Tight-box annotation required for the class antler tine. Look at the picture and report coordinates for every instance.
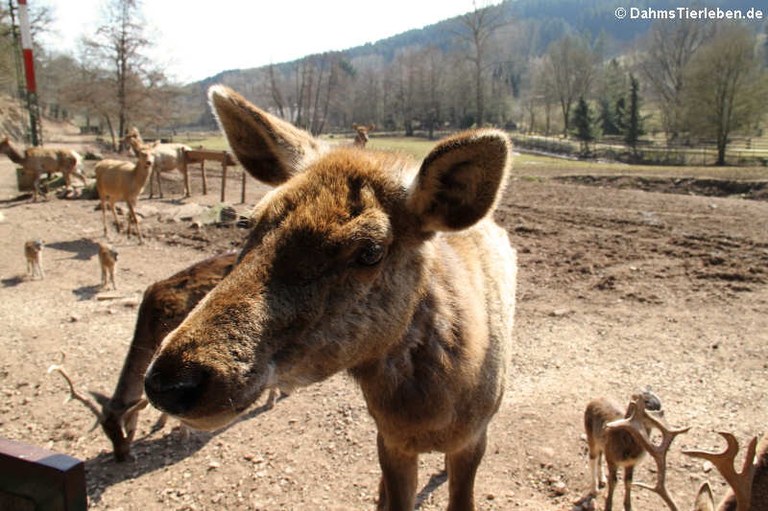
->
[47,364,105,427]
[684,432,758,511]
[606,397,691,511]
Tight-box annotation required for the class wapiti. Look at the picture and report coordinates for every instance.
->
[0,136,86,201]
[95,148,154,244]
[584,389,667,511]
[606,395,768,511]
[97,242,118,290]
[124,127,191,199]
[144,85,517,511]
[49,252,237,461]
[352,123,375,147]
[24,239,45,280]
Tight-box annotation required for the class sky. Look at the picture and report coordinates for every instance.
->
[38,0,485,84]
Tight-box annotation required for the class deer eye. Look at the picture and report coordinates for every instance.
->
[356,243,385,267]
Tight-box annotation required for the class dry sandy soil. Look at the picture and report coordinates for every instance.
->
[0,125,767,511]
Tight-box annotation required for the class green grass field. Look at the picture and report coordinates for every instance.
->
[180,133,768,181]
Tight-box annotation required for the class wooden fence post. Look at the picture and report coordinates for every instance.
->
[220,151,228,202]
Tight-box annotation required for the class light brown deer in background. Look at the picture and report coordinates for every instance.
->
[98,242,118,290]
[124,127,191,199]
[24,239,45,279]
[352,123,375,147]
[607,396,767,511]
[95,148,154,244]
[49,252,238,461]
[1,136,86,201]
[584,389,668,511]
[144,86,517,511]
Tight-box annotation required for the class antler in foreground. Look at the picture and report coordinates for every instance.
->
[47,363,105,429]
[606,395,691,511]
[684,432,758,511]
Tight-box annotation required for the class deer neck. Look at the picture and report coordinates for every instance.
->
[0,141,26,164]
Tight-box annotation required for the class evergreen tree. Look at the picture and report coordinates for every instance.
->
[571,96,599,157]
[624,74,645,155]
[614,96,627,135]
[599,97,620,135]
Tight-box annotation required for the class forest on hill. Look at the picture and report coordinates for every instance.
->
[1,0,767,164]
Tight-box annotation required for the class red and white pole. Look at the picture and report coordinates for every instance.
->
[16,0,42,145]
[17,0,37,95]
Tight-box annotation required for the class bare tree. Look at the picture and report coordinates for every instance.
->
[457,1,508,127]
[638,20,711,143]
[542,35,598,136]
[682,24,768,166]
[83,0,162,149]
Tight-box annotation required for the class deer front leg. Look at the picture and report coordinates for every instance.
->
[109,201,122,234]
[126,200,143,244]
[446,428,487,511]
[376,432,418,511]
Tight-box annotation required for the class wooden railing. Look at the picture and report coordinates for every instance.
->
[179,149,246,203]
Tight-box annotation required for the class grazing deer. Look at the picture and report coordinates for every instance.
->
[1,136,86,201]
[49,252,238,461]
[95,148,155,244]
[352,123,375,148]
[144,86,517,511]
[584,389,667,511]
[606,396,767,511]
[124,127,192,199]
[98,242,118,290]
[24,239,45,279]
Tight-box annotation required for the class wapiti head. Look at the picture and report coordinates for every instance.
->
[136,148,155,168]
[352,123,375,147]
[144,85,512,431]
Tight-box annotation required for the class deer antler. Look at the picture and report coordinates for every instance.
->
[684,432,757,511]
[47,363,105,429]
[606,396,691,511]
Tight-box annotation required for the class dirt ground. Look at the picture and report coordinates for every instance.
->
[0,125,767,511]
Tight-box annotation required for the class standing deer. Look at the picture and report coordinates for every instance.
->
[584,389,667,511]
[143,86,517,511]
[124,128,192,199]
[98,242,118,290]
[1,136,86,201]
[95,148,155,244]
[606,395,767,511]
[24,239,45,279]
[49,252,238,461]
[352,123,375,148]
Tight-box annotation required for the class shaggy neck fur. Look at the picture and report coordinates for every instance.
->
[0,139,26,165]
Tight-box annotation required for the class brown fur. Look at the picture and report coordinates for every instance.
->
[24,239,45,279]
[80,253,237,461]
[1,136,86,201]
[124,128,191,199]
[97,243,118,290]
[95,149,154,244]
[584,391,662,511]
[144,86,517,510]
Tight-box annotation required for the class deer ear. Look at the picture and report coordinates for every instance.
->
[208,85,326,185]
[693,482,715,511]
[407,129,511,232]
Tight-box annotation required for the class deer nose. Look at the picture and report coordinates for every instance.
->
[144,360,209,416]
